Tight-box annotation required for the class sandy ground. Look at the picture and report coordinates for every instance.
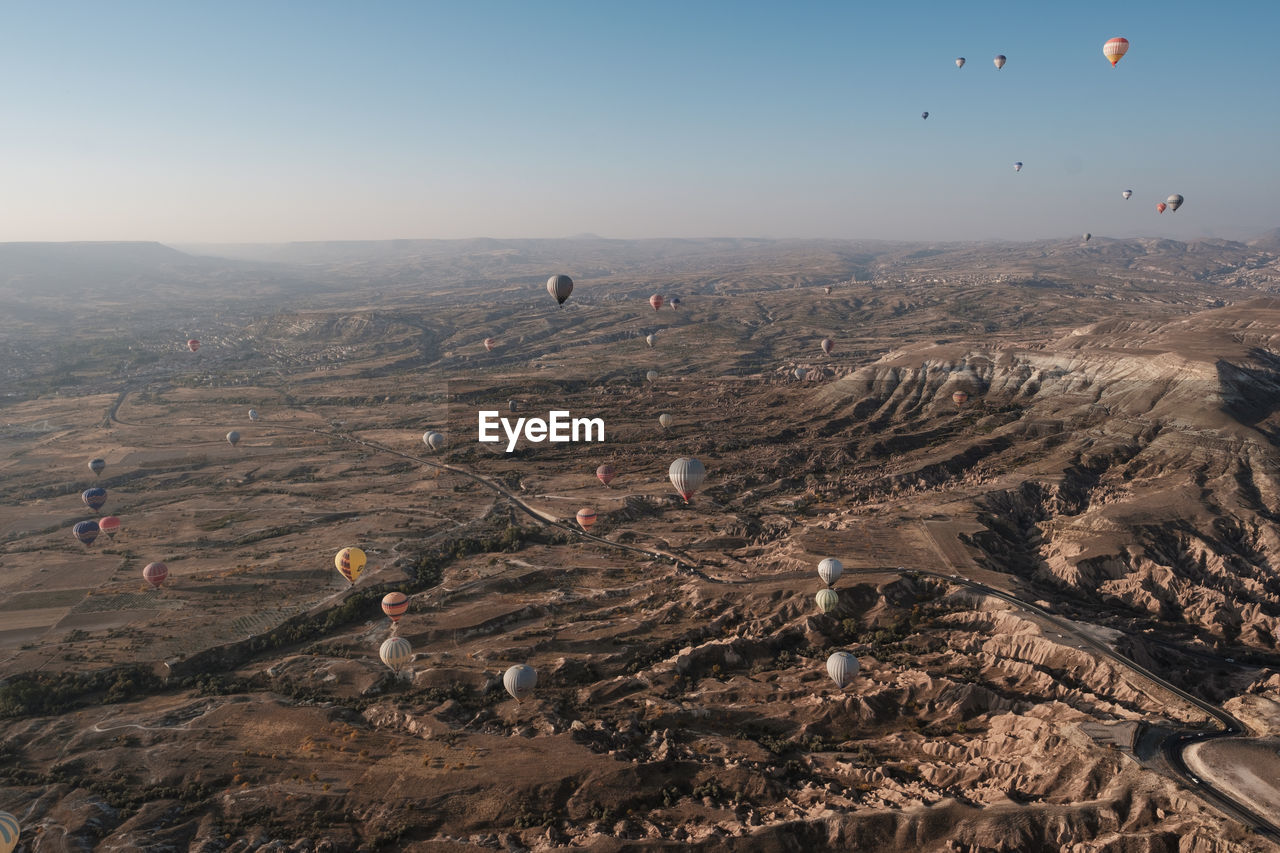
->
[1185,737,1280,821]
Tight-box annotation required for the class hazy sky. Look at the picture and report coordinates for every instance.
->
[2,1,1276,243]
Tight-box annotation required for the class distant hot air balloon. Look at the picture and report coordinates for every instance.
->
[823,286,832,295]
[73,520,99,546]
[646,370,658,383]
[794,368,808,380]
[1082,233,1092,242]
[921,111,929,120]
[143,561,168,588]
[187,339,200,352]
[821,338,834,355]
[993,54,1006,69]
[1013,162,1023,172]
[88,458,106,476]
[98,516,120,539]
[1122,189,1133,200]
[818,558,843,587]
[1103,37,1129,67]
[576,508,597,530]
[649,294,664,311]
[380,636,413,672]
[82,487,107,511]
[952,390,970,407]
[669,296,681,310]
[1156,202,1167,214]
[955,57,966,69]
[547,274,573,305]
[0,810,20,853]
[508,399,519,412]
[382,591,409,623]
[645,334,657,348]
[248,408,259,421]
[816,588,840,615]
[503,663,537,702]
[423,431,445,451]
[669,457,706,503]
[226,430,240,447]
[596,464,616,486]
[1166,193,1183,212]
[827,652,861,688]
[335,547,366,585]
[659,413,674,429]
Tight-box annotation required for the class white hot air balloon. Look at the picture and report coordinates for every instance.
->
[669,457,706,503]
[818,557,843,587]
[380,636,413,673]
[658,413,674,429]
[646,370,659,383]
[826,652,861,688]
[423,431,445,451]
[504,663,537,702]
[816,588,839,614]
[645,333,656,348]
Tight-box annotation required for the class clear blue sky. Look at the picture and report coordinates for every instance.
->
[1,1,1275,243]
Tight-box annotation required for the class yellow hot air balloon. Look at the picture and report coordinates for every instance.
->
[0,811,18,853]
[335,547,366,585]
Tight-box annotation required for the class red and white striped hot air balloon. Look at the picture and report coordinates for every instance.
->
[143,561,168,588]
[187,339,200,352]
[649,294,664,311]
[483,337,496,352]
[1103,37,1129,67]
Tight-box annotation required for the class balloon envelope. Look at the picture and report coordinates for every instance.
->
[423,431,445,451]
[187,339,200,352]
[658,413,674,429]
[818,558,843,587]
[98,516,120,538]
[380,636,413,671]
[1122,189,1132,199]
[596,464,616,486]
[547,274,573,305]
[73,520,99,546]
[483,337,496,352]
[143,561,168,588]
[669,457,706,502]
[816,588,839,614]
[645,334,656,348]
[1013,162,1022,172]
[576,507,597,530]
[335,547,366,584]
[669,296,681,310]
[82,487,107,511]
[0,810,19,853]
[993,54,1006,69]
[827,652,861,688]
[921,111,929,119]
[820,338,834,355]
[1156,202,1167,214]
[1103,37,1129,67]
[382,591,409,622]
[952,390,970,406]
[226,431,240,447]
[248,408,259,421]
[955,57,965,68]
[649,294,663,311]
[88,458,106,476]
[646,370,658,383]
[503,663,537,701]
[1166,194,1183,211]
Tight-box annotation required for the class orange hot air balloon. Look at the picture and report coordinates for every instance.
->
[382,591,409,623]
[187,339,200,352]
[649,294,664,311]
[1103,37,1129,67]
[952,390,970,407]
[483,337,496,352]
[576,508,597,530]
[596,464,616,486]
[1156,202,1167,214]
[143,561,168,588]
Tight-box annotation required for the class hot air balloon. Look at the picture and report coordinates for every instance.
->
[380,636,413,673]
[225,431,240,448]
[596,464,616,487]
[1156,202,1166,214]
[508,399,519,412]
[1082,233,1092,242]
[423,431,445,451]
[993,55,1006,69]
[646,370,658,383]
[1013,162,1023,172]
[658,413,674,429]
[98,516,120,539]
[483,337,496,352]
[794,368,808,381]
[823,286,832,295]
[821,338,834,355]
[73,520,99,546]
[382,591,409,623]
[187,339,200,352]
[576,508,597,530]
[503,664,537,702]
[645,334,656,348]
[669,296,681,310]
[1166,194,1183,212]
[547,274,573,305]
[818,557,843,587]
[1122,189,1132,200]
[143,561,168,588]
[669,457,706,503]
[335,547,366,585]
[955,57,965,69]
[649,294,664,311]
[921,111,929,120]
[1103,37,1129,67]
[826,652,861,688]
[248,408,259,421]
[816,588,839,615]
[0,811,19,853]
[952,390,970,407]
[88,458,106,476]
[82,487,107,511]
